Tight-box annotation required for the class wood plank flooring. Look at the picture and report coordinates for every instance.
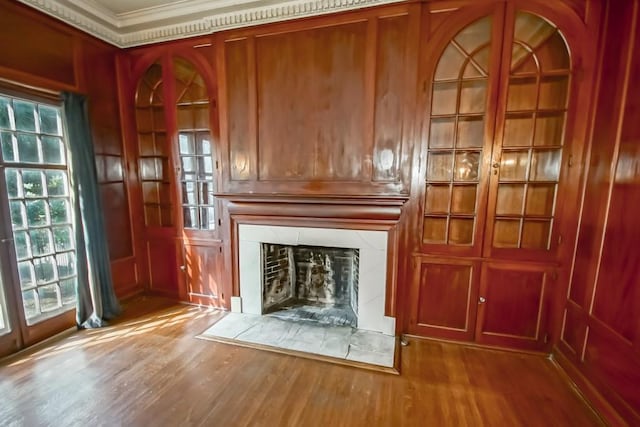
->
[0,296,603,426]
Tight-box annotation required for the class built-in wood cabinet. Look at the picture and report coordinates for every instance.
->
[407,1,596,352]
[121,43,225,306]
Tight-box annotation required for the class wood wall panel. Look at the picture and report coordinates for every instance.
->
[81,38,139,296]
[219,5,415,196]
[584,323,640,418]
[225,39,253,181]
[146,238,179,296]
[99,182,133,260]
[557,0,640,424]
[373,14,408,182]
[0,2,76,89]
[256,22,367,181]
[110,257,139,299]
[559,301,585,357]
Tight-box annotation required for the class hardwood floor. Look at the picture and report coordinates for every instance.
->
[0,296,602,426]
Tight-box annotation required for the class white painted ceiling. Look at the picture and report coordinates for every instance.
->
[18,0,403,48]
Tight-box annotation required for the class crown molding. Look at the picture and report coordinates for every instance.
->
[17,0,406,48]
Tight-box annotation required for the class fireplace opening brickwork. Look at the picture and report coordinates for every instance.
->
[261,243,359,327]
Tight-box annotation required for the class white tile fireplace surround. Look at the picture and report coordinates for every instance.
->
[208,224,397,368]
[235,224,396,336]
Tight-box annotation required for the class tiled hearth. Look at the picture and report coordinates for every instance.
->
[215,223,397,369]
[201,312,396,368]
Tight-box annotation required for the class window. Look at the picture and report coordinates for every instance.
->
[0,95,77,325]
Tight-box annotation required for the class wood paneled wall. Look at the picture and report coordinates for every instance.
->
[217,4,419,196]
[0,1,142,298]
[556,0,640,424]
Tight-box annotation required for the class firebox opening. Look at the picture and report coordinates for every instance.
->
[261,243,359,328]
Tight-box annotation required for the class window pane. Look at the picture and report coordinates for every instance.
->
[199,182,215,205]
[22,290,39,319]
[39,284,61,312]
[14,101,36,132]
[0,97,10,129]
[60,278,76,305]
[46,170,68,196]
[26,200,48,227]
[182,181,196,205]
[56,252,76,278]
[18,261,35,289]
[10,201,26,229]
[1,132,16,161]
[5,168,20,198]
[39,106,61,135]
[201,207,215,230]
[42,136,65,164]
[179,133,195,154]
[49,200,70,224]
[183,207,198,229]
[199,155,213,177]
[22,170,45,197]
[182,156,196,173]
[30,229,54,256]
[17,133,40,163]
[53,226,74,252]
[34,256,57,284]
[14,230,31,260]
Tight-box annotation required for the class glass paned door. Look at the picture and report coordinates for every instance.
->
[174,58,217,231]
[0,94,77,333]
[488,12,571,256]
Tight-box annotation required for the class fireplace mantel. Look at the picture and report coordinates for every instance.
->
[218,194,408,222]
[224,194,404,335]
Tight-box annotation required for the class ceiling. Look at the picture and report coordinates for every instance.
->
[18,0,403,48]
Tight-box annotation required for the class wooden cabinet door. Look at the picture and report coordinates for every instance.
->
[408,257,480,341]
[475,263,552,351]
[170,56,225,307]
[181,239,223,306]
[483,9,574,264]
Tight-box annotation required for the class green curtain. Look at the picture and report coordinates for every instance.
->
[62,92,121,328]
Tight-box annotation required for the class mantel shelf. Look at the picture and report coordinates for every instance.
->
[215,193,410,206]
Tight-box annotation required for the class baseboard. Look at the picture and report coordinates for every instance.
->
[552,347,628,426]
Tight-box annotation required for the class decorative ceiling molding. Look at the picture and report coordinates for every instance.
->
[17,0,405,48]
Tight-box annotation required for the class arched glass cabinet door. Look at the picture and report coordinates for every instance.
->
[134,61,173,228]
[422,16,496,255]
[486,11,571,259]
[172,57,223,306]
[173,57,217,232]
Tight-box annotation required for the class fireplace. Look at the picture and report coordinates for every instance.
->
[262,244,359,327]
[233,224,395,336]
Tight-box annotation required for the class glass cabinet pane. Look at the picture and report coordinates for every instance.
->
[423,16,493,247]
[174,58,217,231]
[135,61,173,228]
[491,11,571,252]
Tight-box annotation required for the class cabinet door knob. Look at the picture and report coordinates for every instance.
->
[479,296,486,304]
